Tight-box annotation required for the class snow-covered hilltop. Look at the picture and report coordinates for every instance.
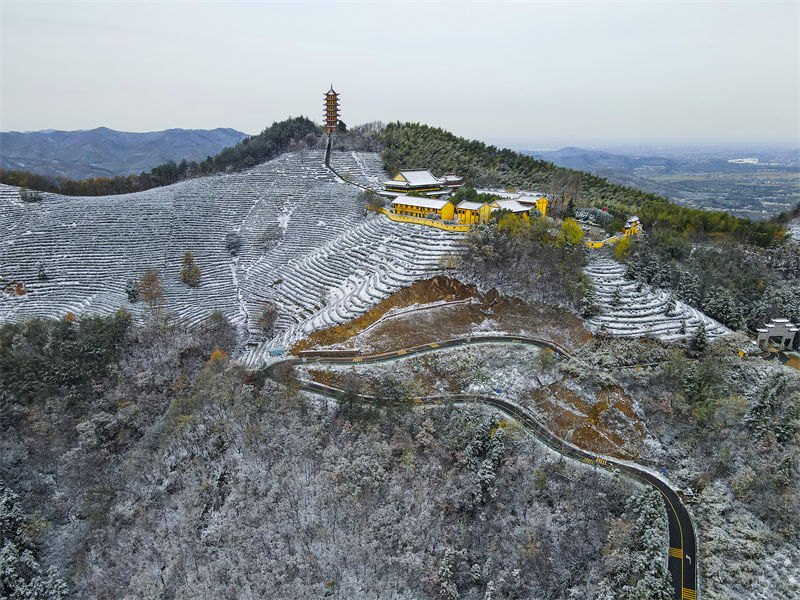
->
[0,150,463,358]
[585,257,729,341]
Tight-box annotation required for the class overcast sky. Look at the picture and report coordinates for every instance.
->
[1,1,798,147]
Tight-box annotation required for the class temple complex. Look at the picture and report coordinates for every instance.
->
[390,195,455,221]
[382,169,459,197]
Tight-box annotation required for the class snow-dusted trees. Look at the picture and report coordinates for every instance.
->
[462,415,506,502]
[702,286,745,331]
[623,238,797,332]
[0,481,68,599]
[462,218,588,309]
[631,336,800,599]
[598,488,672,600]
[691,321,708,353]
[676,270,700,306]
[125,278,139,303]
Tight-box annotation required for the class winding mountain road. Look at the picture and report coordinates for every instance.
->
[265,335,698,600]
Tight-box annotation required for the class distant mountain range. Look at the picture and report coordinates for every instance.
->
[527,146,800,219]
[0,127,248,179]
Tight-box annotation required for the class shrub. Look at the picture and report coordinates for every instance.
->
[19,187,42,203]
[209,348,228,362]
[360,189,385,211]
[180,251,201,287]
[138,269,164,305]
[37,263,48,281]
[556,218,585,247]
[225,232,243,256]
[257,302,279,335]
[125,278,139,303]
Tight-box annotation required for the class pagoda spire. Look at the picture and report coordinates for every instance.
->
[324,85,340,134]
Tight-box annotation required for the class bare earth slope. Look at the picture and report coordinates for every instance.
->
[0,150,463,362]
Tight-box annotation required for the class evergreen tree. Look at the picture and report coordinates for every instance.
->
[677,271,700,306]
[581,284,599,318]
[125,278,139,303]
[666,293,677,316]
[225,232,243,256]
[643,255,659,284]
[692,322,708,353]
[624,253,641,280]
[703,286,745,330]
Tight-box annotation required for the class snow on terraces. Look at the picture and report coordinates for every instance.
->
[1,182,178,322]
[0,150,356,327]
[328,151,389,188]
[1,149,466,364]
[239,214,465,364]
[585,256,729,341]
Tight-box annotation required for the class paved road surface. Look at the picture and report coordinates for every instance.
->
[265,335,698,600]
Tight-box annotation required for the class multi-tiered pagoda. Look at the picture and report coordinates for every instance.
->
[324,86,340,134]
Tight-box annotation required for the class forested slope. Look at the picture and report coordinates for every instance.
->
[382,122,782,247]
[1,314,672,599]
[383,122,799,334]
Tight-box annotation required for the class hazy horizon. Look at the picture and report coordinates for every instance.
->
[4,126,797,155]
[2,1,798,147]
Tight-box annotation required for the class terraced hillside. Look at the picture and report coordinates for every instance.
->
[329,151,389,188]
[585,257,729,341]
[0,150,464,362]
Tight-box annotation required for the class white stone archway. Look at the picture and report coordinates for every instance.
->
[756,318,800,350]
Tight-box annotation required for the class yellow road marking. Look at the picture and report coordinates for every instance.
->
[582,458,594,464]
[352,357,362,362]
[682,588,696,600]
[669,547,683,558]
[595,457,608,466]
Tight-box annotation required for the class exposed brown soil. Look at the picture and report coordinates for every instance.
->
[292,276,494,353]
[296,278,645,460]
[305,368,347,389]
[528,383,647,461]
[2,281,27,296]
[292,276,591,354]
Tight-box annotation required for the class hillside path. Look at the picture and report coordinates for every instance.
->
[264,335,698,600]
